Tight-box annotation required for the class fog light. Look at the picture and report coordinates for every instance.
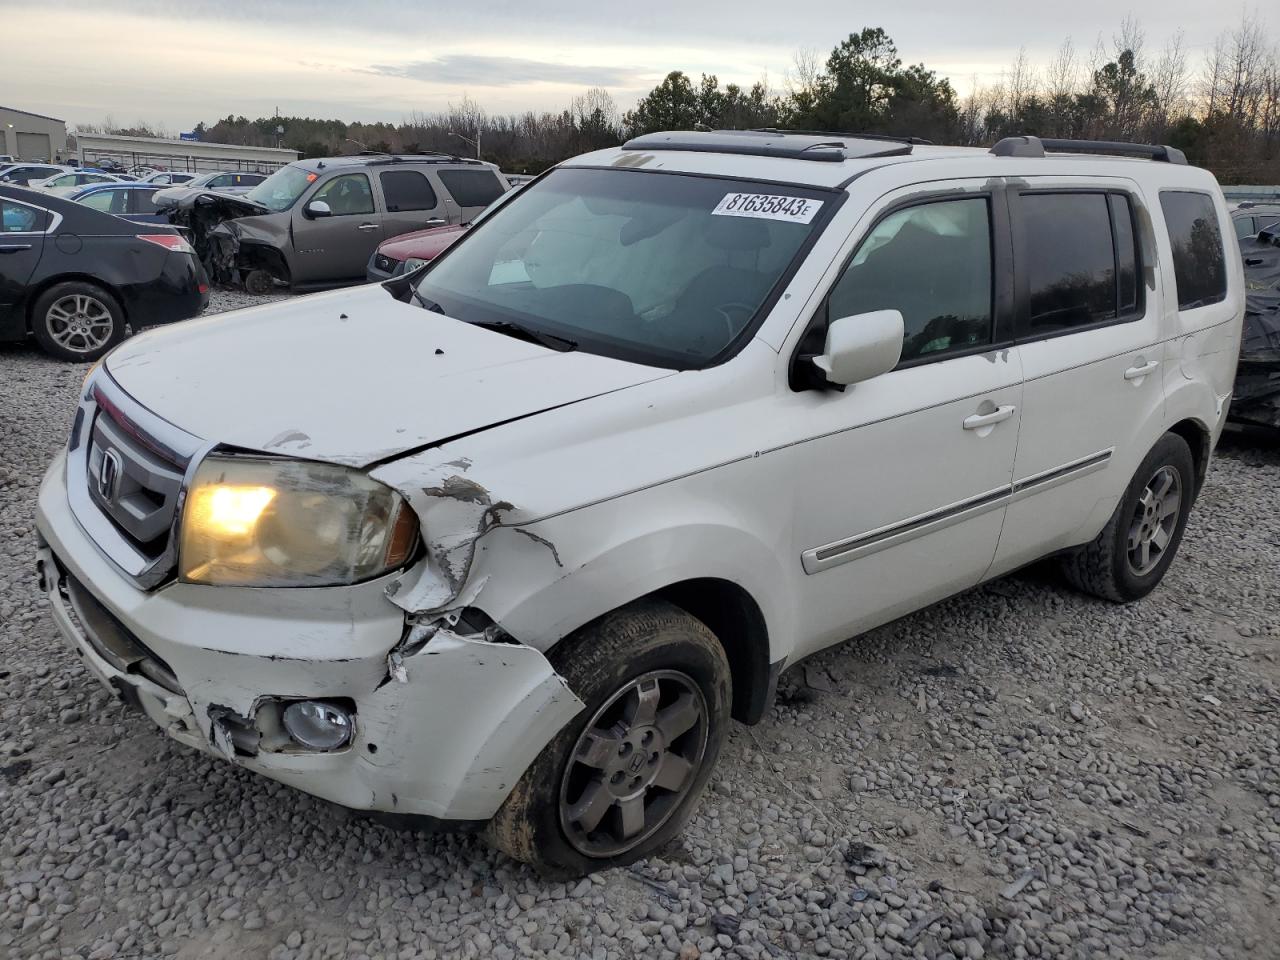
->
[282,701,353,751]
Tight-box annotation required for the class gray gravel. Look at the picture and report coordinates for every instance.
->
[1,290,1278,959]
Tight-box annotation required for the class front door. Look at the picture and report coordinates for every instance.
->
[291,171,383,285]
[990,181,1165,575]
[783,185,1023,656]
[0,197,46,330]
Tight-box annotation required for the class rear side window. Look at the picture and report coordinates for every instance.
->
[1018,191,1143,335]
[1234,216,1255,240]
[80,190,129,215]
[132,190,162,214]
[380,170,438,212]
[1,200,46,232]
[438,169,505,207]
[1160,191,1227,310]
[828,196,993,363]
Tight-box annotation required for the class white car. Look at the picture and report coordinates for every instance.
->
[32,170,127,194]
[136,170,197,186]
[35,131,1243,875]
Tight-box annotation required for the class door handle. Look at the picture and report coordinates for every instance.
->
[356,223,380,232]
[423,218,446,227]
[962,405,1016,430]
[1124,360,1160,380]
[0,244,33,253]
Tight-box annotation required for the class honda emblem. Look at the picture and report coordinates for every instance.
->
[96,448,122,504]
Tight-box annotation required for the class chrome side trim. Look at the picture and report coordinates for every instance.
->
[1010,448,1113,502]
[800,447,1114,576]
[1,195,64,235]
[802,484,1010,574]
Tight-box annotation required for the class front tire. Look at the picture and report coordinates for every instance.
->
[30,281,125,362]
[1059,432,1195,602]
[486,600,731,877]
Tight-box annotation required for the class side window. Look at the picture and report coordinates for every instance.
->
[828,196,993,363]
[208,174,232,188]
[1021,193,1121,333]
[312,173,374,216]
[1234,216,1255,240]
[132,190,162,214]
[79,190,126,214]
[380,170,438,212]
[1159,191,1227,310]
[438,169,505,208]
[1,200,45,232]
[1109,194,1140,315]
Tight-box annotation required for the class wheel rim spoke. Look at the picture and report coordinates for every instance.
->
[567,780,613,833]
[1151,526,1171,551]
[617,795,646,839]
[576,729,622,769]
[655,692,699,741]
[652,752,693,792]
[627,677,660,726]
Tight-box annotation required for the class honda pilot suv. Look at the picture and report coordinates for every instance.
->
[36,130,1243,875]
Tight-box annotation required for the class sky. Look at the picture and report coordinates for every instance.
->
[1,0,1255,132]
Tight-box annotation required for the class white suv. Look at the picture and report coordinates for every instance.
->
[36,131,1243,875]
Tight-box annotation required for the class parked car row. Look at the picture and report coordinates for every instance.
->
[161,153,509,292]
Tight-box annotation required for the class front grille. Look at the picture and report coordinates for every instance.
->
[86,408,185,558]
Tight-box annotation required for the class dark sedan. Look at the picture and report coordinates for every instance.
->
[1,186,209,361]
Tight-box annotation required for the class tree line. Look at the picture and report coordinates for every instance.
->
[77,15,1279,183]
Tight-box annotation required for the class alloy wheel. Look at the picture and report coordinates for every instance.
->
[1126,465,1182,576]
[559,669,708,858]
[45,294,114,355]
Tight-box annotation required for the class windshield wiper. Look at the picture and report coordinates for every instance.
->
[468,318,577,352]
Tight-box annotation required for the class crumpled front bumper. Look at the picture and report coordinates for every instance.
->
[34,451,584,821]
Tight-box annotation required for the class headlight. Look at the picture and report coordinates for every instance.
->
[402,257,429,273]
[179,456,418,587]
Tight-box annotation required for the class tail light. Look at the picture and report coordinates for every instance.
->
[138,234,195,255]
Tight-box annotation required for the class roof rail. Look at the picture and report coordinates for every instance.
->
[990,135,1188,165]
[621,129,913,162]
[751,128,933,146]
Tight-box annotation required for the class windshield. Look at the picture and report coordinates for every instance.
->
[244,165,316,212]
[413,167,833,368]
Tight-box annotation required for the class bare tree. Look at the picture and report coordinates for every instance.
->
[1149,30,1189,135]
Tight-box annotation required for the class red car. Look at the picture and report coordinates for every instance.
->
[365,183,525,281]
[366,223,468,281]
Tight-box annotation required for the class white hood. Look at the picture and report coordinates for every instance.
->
[106,286,669,467]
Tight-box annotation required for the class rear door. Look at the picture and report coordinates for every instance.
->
[435,167,507,223]
[990,180,1164,574]
[377,169,447,240]
[0,197,47,327]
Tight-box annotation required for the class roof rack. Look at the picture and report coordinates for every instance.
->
[990,135,1187,165]
[752,128,933,146]
[621,129,914,163]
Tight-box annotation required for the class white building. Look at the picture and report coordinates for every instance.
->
[75,132,299,173]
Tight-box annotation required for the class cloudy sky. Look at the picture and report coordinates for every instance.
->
[4,0,1250,131]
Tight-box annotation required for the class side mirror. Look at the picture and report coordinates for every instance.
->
[305,200,332,219]
[812,309,904,387]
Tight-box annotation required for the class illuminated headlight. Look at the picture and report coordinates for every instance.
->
[178,455,419,587]
[402,257,429,273]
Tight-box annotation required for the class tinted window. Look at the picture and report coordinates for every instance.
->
[208,174,233,187]
[380,170,438,212]
[1023,193,1118,332]
[233,174,266,187]
[438,169,505,208]
[131,189,162,214]
[1,200,44,232]
[829,197,993,362]
[1160,192,1227,310]
[313,173,374,215]
[1109,194,1139,314]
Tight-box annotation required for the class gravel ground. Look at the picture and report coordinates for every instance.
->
[1,290,1278,960]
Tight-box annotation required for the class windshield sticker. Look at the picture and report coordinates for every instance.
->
[712,193,824,224]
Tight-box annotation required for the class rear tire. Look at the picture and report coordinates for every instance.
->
[485,600,731,877]
[1059,433,1195,602]
[30,281,125,362]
